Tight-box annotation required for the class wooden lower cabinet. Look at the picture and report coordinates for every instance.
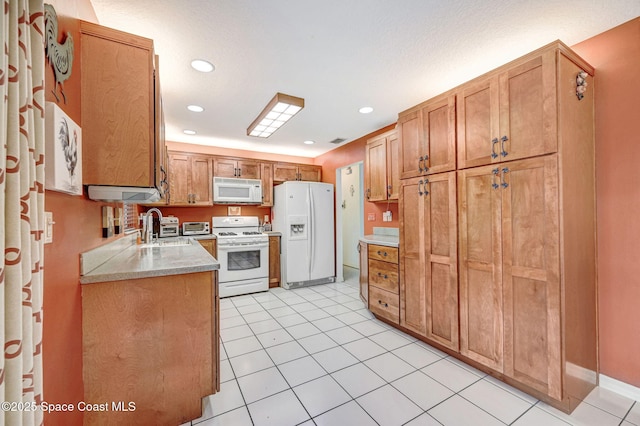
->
[399,172,458,350]
[458,155,564,401]
[269,235,281,287]
[367,245,399,324]
[82,271,219,425]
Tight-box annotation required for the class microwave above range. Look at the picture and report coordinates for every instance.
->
[213,177,262,204]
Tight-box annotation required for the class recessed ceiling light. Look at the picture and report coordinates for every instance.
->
[359,106,374,114]
[191,59,215,73]
[183,129,197,135]
[187,105,204,112]
[303,140,315,145]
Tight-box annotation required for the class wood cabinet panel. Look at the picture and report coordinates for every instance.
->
[269,235,281,288]
[369,286,399,323]
[80,22,158,188]
[273,163,321,182]
[198,239,217,258]
[168,152,212,205]
[387,132,400,200]
[502,156,561,399]
[398,96,456,180]
[365,129,399,202]
[82,271,218,425]
[260,162,274,207]
[368,245,398,263]
[213,158,260,179]
[368,259,399,293]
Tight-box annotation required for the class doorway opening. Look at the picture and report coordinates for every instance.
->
[335,161,364,283]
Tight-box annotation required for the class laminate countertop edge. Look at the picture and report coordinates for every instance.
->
[360,235,399,248]
[80,238,219,284]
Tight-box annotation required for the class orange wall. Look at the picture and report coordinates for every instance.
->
[572,17,640,388]
[314,124,399,235]
[42,1,102,425]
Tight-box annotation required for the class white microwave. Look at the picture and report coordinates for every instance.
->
[213,177,262,204]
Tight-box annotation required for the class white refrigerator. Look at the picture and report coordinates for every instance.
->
[273,181,336,289]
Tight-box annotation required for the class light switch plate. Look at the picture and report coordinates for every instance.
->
[44,211,54,244]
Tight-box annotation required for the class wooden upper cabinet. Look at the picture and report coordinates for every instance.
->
[260,162,274,207]
[398,95,456,180]
[213,158,260,179]
[457,51,557,169]
[399,172,458,349]
[80,21,160,188]
[273,163,321,182]
[168,152,212,205]
[365,129,400,202]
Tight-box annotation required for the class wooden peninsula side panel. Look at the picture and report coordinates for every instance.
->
[82,271,219,425]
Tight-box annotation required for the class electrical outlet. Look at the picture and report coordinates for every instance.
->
[367,213,376,221]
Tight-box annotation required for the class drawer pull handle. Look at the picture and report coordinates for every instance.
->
[378,300,388,308]
[377,272,388,279]
[377,250,387,257]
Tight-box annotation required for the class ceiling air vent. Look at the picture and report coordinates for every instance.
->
[329,138,347,144]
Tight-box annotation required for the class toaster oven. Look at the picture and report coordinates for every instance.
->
[159,217,180,238]
[182,221,210,235]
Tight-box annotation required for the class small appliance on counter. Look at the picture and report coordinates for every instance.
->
[159,216,179,238]
[182,221,210,236]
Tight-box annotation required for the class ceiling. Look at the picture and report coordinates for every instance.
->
[89,1,639,158]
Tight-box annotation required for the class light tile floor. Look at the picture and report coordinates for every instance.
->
[185,267,639,426]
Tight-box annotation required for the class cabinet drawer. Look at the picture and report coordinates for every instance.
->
[368,259,399,293]
[369,286,399,324]
[368,245,398,263]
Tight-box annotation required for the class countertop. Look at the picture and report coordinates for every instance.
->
[80,236,219,284]
[360,234,399,248]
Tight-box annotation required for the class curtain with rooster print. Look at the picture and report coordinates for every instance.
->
[1,0,46,425]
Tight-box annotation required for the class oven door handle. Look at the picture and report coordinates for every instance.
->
[217,241,269,251]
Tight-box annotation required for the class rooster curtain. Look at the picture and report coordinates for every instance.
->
[1,0,46,425]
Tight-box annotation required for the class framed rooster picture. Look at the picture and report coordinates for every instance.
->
[45,102,82,195]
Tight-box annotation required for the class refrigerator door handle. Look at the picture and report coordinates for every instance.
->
[308,185,314,274]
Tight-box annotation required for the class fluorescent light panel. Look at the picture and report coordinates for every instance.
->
[248,93,304,138]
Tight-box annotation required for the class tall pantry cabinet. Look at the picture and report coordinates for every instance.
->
[397,41,596,412]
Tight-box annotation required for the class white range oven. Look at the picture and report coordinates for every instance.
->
[212,216,269,298]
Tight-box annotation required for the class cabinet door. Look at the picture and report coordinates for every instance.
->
[190,156,213,205]
[359,241,368,304]
[502,155,561,399]
[365,135,388,202]
[399,177,427,336]
[387,132,400,200]
[398,110,423,180]
[423,172,458,350]
[273,163,299,182]
[458,165,503,371]
[198,239,217,258]
[81,22,155,187]
[237,160,260,179]
[213,158,239,178]
[260,163,274,207]
[499,53,557,162]
[168,153,190,205]
[423,96,456,174]
[269,236,281,288]
[297,165,321,182]
[457,77,500,169]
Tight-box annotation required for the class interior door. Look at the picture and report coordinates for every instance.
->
[342,164,361,268]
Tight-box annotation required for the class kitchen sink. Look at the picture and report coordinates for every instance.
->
[141,237,192,248]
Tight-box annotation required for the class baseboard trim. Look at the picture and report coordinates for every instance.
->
[599,374,640,401]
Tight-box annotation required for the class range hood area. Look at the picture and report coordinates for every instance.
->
[87,185,161,203]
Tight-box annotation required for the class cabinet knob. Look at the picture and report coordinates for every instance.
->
[377,250,387,257]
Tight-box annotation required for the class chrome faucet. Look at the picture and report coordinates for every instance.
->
[142,208,163,244]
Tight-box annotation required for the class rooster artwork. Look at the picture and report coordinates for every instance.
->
[57,116,78,191]
[44,4,74,104]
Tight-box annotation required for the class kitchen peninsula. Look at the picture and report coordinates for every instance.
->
[80,235,220,425]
